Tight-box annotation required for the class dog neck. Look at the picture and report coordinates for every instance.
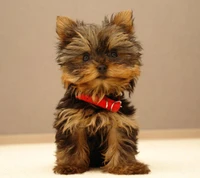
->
[76,94,122,112]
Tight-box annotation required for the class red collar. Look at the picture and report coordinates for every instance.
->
[76,94,122,112]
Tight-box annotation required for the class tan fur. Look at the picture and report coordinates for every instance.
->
[55,107,150,175]
[54,10,149,175]
[102,119,150,174]
[54,128,90,174]
[64,63,140,101]
[103,126,121,167]
[61,72,73,89]
[61,66,80,89]
[61,64,140,91]
[56,16,77,40]
[103,162,150,174]
[112,10,134,33]
[103,125,138,168]
[107,64,140,79]
[56,108,138,136]
[55,109,82,133]
[54,165,88,175]
[66,33,91,53]
[108,32,130,50]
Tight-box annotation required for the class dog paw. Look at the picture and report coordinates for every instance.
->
[103,161,150,175]
[53,165,88,175]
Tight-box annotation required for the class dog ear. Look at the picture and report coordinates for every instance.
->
[111,10,134,33]
[56,16,77,41]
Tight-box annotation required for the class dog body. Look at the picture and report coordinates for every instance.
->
[53,10,150,175]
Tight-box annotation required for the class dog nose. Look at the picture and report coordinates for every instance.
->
[97,64,107,73]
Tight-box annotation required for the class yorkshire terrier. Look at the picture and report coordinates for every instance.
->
[53,10,150,175]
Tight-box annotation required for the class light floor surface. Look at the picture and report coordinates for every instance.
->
[0,139,200,178]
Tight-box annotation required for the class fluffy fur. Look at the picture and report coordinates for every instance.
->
[53,10,150,175]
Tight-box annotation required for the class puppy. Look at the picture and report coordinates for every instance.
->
[53,10,150,175]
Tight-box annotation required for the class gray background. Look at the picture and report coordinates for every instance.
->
[0,0,200,134]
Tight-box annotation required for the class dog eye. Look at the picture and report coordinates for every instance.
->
[83,53,90,62]
[110,51,118,58]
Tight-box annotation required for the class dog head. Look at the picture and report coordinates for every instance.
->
[56,10,142,100]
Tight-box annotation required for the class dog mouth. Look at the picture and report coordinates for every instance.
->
[96,75,129,81]
[96,75,107,79]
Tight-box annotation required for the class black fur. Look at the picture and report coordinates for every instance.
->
[54,85,137,167]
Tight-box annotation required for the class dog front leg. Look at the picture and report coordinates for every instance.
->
[53,128,89,174]
[103,123,150,174]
